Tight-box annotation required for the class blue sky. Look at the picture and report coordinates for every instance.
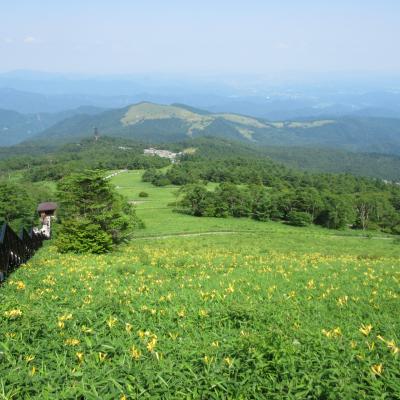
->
[0,0,399,75]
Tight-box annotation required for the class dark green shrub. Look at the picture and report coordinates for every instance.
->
[56,219,113,254]
[391,224,400,235]
[142,168,157,182]
[287,211,313,227]
[139,191,149,198]
[152,176,171,187]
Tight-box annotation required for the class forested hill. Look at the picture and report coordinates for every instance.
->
[0,135,398,185]
[1,136,400,182]
[259,146,400,182]
[27,102,400,155]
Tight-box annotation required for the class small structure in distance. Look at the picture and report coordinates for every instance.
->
[94,127,100,141]
[37,202,58,238]
[144,148,183,163]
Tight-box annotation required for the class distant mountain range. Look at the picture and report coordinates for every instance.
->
[25,102,400,155]
[0,88,128,114]
[0,105,105,145]
[1,72,400,120]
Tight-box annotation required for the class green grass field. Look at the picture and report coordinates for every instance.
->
[0,170,399,399]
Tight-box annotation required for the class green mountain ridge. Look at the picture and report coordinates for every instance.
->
[0,106,105,146]
[28,102,400,155]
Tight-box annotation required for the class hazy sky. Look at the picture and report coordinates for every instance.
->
[1,0,399,75]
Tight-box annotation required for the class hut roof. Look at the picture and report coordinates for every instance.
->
[37,202,58,212]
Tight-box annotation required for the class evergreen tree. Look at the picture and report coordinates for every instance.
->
[56,170,141,253]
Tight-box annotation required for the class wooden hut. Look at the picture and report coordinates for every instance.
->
[37,202,58,220]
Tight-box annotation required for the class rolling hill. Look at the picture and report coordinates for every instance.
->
[29,102,400,155]
[0,106,106,146]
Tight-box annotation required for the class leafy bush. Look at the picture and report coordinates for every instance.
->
[286,211,313,227]
[391,224,400,235]
[152,176,171,187]
[177,184,216,217]
[55,219,113,254]
[138,191,149,198]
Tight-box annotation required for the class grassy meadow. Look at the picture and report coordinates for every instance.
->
[0,170,399,399]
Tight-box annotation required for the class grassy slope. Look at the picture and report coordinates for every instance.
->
[0,170,399,398]
[114,171,398,256]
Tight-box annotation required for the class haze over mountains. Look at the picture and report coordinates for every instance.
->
[1,71,400,119]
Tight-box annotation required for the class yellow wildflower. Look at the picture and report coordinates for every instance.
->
[16,281,26,290]
[58,313,72,322]
[106,316,118,329]
[332,327,342,336]
[371,364,383,376]
[337,296,348,307]
[359,324,373,336]
[203,355,214,365]
[64,338,80,346]
[377,336,399,355]
[224,357,234,368]
[130,345,141,360]
[286,291,296,299]
[199,309,208,317]
[146,337,157,352]
[76,352,84,363]
[4,309,22,319]
[81,325,93,334]
[307,279,315,289]
[225,284,234,294]
[24,355,35,363]
[387,340,399,355]
[322,327,342,338]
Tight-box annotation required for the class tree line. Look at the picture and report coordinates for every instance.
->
[143,158,400,233]
[0,137,170,183]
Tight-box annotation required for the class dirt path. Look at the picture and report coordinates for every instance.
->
[105,169,128,180]
[134,230,394,241]
[134,231,238,240]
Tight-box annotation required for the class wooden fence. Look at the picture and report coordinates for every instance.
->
[0,223,46,282]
